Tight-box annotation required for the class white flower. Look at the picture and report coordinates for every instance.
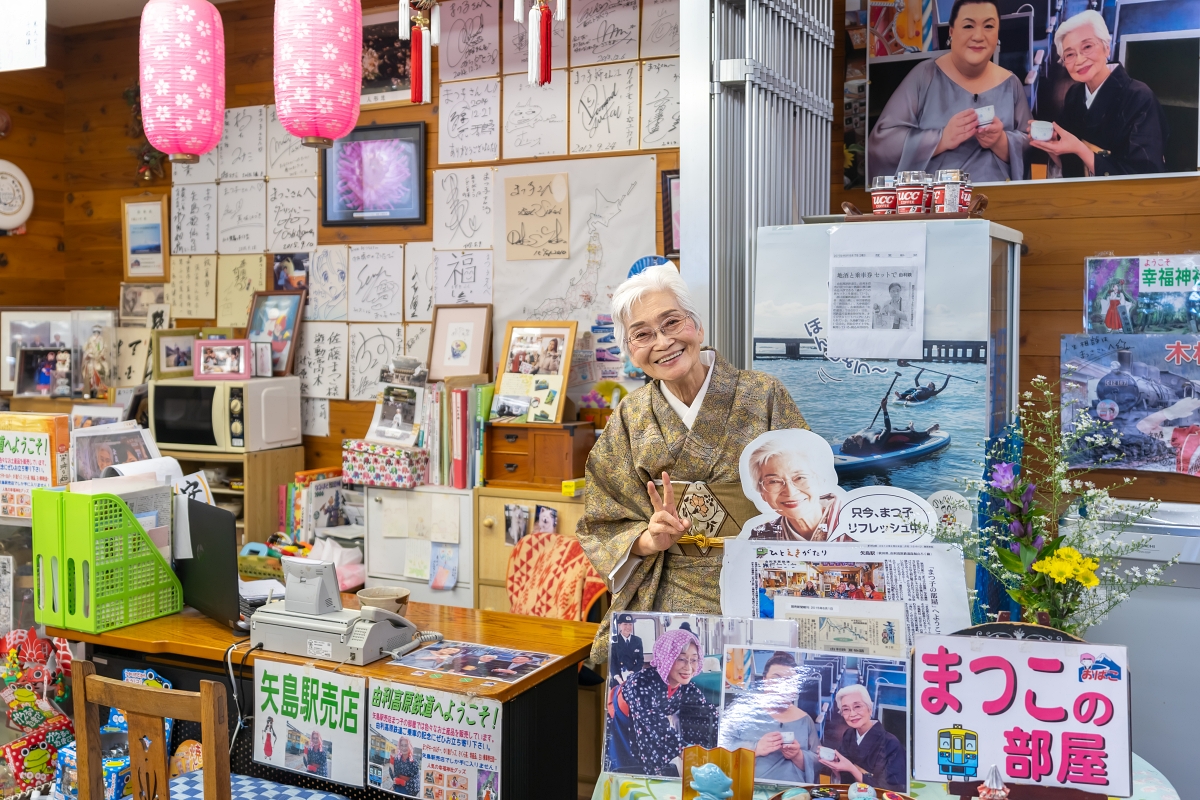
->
[154,45,169,60]
[338,62,351,79]
[175,93,193,109]
[321,43,339,60]
[176,4,196,22]
[180,65,197,81]
[317,72,333,89]
[277,74,292,91]
[338,0,351,10]
[278,98,292,115]
[295,87,311,102]
[294,59,311,76]
[338,25,352,41]
[176,32,192,49]
[197,108,211,124]
[317,97,333,114]
[176,116,194,131]
[154,15,170,33]
[186,136,201,148]
[198,83,212,100]
[197,19,212,37]
[317,7,333,23]
[293,22,311,38]
[280,43,294,61]
[338,89,351,105]
[196,48,211,64]
[155,105,172,121]
[141,93,154,109]
[143,66,155,82]
[155,79,169,96]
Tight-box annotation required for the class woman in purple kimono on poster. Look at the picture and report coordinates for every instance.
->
[606,628,717,777]
[868,0,1033,182]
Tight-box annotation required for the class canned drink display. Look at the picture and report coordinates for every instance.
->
[870,175,897,215]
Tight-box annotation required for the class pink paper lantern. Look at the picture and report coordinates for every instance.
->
[273,0,363,149]
[139,0,226,164]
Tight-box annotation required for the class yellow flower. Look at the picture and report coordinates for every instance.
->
[1056,547,1084,563]
[1032,556,1074,584]
[1075,568,1100,588]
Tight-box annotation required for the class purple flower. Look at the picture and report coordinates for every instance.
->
[1021,483,1036,511]
[1032,536,1045,550]
[1009,519,1031,539]
[1009,542,1021,555]
[989,462,1017,492]
[1004,500,1018,515]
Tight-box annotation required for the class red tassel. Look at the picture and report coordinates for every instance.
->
[411,25,424,104]
[538,4,552,85]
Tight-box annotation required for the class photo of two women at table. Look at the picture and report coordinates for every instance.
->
[603,613,908,790]
[865,0,1198,183]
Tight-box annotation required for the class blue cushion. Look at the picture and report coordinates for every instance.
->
[168,770,350,800]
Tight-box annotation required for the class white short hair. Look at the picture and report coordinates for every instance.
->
[836,682,873,711]
[1054,10,1110,56]
[747,430,839,495]
[610,263,700,346]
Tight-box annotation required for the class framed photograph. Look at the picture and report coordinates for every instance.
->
[246,290,306,376]
[200,326,236,340]
[119,283,167,326]
[151,327,200,380]
[15,347,72,397]
[495,320,577,424]
[361,7,413,109]
[661,169,680,260]
[70,421,160,482]
[428,304,493,381]
[120,194,170,282]
[273,252,310,291]
[194,339,252,380]
[252,342,273,377]
[0,310,72,393]
[69,405,126,430]
[321,122,425,226]
[366,384,425,448]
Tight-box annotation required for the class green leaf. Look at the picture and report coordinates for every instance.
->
[1019,542,1040,573]
[995,547,1024,574]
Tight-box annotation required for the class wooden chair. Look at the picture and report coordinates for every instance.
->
[73,659,230,800]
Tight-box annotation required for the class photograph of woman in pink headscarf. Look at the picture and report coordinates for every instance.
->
[604,623,719,777]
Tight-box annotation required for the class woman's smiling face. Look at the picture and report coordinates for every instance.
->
[949,2,1000,69]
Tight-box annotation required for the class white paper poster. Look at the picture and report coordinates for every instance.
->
[827,222,926,360]
[218,180,267,254]
[170,183,217,254]
[502,6,566,73]
[170,148,219,185]
[404,242,435,323]
[166,256,217,320]
[721,541,971,647]
[349,245,406,322]
[349,323,406,402]
[367,679,502,799]
[640,59,680,149]
[438,0,500,82]
[912,635,1132,796]
[266,104,319,178]
[113,327,152,387]
[433,168,495,250]
[434,250,493,305]
[439,79,501,164]
[570,0,638,64]
[0,432,53,519]
[0,0,45,72]
[219,105,267,181]
[405,323,432,364]
[569,64,640,154]
[254,659,366,787]
[502,72,568,159]
[307,245,350,321]
[404,538,432,580]
[641,0,680,57]
[295,322,349,399]
[301,397,331,437]
[267,177,318,252]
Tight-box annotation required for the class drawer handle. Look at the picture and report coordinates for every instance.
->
[482,516,495,528]
[504,463,518,472]
[373,496,382,503]
[504,434,519,443]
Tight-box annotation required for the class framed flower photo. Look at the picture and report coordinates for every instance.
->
[320,122,426,226]
[151,328,199,380]
[194,339,251,380]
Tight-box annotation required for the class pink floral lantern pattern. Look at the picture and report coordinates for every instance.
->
[273,0,364,149]
[138,0,226,164]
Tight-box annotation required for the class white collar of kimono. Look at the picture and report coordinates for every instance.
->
[1084,65,1112,108]
[660,350,716,430]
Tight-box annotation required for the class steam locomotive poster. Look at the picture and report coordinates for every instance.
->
[1062,334,1200,475]
[1084,255,1200,335]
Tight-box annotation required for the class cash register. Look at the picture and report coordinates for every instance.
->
[250,557,434,665]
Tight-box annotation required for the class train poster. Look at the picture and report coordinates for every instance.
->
[1084,255,1200,334]
[1062,334,1200,475]
[911,634,1131,795]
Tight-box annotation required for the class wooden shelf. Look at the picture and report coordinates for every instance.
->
[210,487,244,496]
[158,450,246,464]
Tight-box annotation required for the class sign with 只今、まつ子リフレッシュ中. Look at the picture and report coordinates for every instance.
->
[912,634,1131,796]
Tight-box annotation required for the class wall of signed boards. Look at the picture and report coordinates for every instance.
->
[12,0,679,468]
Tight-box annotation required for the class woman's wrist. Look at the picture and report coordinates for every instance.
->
[631,529,653,557]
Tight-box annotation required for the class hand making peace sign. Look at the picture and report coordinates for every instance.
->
[632,471,692,556]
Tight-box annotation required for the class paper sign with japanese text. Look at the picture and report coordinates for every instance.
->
[912,634,1131,796]
[254,658,366,786]
[367,678,502,799]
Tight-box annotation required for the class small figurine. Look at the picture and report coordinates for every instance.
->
[978,765,1010,800]
[688,762,734,800]
[3,649,22,685]
[81,326,110,399]
[847,783,875,800]
[35,353,55,395]
[51,352,71,398]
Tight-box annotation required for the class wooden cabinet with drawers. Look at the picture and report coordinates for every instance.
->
[484,422,594,490]
[474,486,585,612]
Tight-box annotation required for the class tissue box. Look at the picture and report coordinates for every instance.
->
[103,756,131,799]
[342,440,428,489]
[52,742,77,800]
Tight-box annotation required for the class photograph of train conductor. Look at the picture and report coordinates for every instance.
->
[1029,10,1169,178]
[1136,396,1200,475]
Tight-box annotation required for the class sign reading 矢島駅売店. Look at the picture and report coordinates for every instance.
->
[912,634,1131,796]
[253,659,365,786]
[367,678,502,799]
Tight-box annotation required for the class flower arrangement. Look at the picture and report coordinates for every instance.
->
[936,373,1177,636]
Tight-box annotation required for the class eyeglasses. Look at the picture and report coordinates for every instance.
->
[1061,40,1103,66]
[626,314,693,349]
[758,473,815,494]
[674,654,700,669]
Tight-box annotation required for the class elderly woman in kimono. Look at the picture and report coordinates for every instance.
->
[867,0,1032,183]
[578,265,808,664]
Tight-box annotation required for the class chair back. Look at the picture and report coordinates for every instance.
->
[72,660,230,800]
[506,532,607,620]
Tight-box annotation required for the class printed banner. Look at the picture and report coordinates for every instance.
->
[1085,255,1200,335]
[912,634,1131,796]
[367,679,501,799]
[254,659,366,786]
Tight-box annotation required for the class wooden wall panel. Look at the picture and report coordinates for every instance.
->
[56,0,679,475]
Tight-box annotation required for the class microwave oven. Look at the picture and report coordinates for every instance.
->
[148,376,302,453]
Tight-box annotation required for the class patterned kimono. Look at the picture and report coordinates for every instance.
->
[607,667,718,776]
[578,352,808,663]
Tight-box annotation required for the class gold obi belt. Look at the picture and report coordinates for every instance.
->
[663,480,759,556]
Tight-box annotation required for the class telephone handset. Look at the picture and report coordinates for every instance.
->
[350,605,443,659]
